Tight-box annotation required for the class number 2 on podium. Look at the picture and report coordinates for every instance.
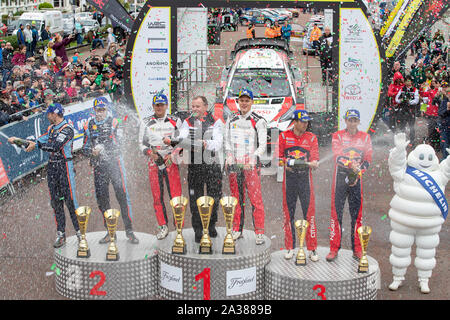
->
[195,268,211,300]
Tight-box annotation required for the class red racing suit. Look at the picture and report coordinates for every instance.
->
[278,129,319,251]
[329,129,372,254]
[138,114,183,227]
[224,110,267,234]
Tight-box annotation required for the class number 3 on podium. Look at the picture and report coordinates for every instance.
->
[312,284,326,300]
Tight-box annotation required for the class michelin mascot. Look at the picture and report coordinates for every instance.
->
[388,132,449,293]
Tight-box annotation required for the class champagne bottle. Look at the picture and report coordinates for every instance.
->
[287,159,309,169]
[13,138,30,148]
[151,147,166,170]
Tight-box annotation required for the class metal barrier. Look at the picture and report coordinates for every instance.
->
[177,48,229,110]
[304,52,334,113]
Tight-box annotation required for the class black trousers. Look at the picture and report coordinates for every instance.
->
[390,108,416,143]
[93,157,133,231]
[187,164,223,234]
[47,160,79,233]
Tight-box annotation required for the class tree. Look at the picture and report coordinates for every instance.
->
[38,2,54,10]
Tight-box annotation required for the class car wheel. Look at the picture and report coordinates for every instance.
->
[302,50,306,55]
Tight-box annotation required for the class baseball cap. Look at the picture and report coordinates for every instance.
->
[94,101,109,110]
[152,93,168,105]
[93,96,108,108]
[292,109,311,122]
[344,109,360,120]
[46,103,64,115]
[238,89,253,100]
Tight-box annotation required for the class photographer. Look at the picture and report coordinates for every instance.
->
[394,75,420,145]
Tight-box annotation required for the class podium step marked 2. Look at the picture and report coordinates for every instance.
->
[265,247,381,300]
[157,227,271,300]
[54,231,158,300]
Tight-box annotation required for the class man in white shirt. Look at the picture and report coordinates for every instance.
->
[138,93,183,239]
[224,89,267,245]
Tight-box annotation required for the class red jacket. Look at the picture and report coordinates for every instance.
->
[278,130,319,165]
[332,129,372,171]
[421,87,439,117]
[387,72,404,107]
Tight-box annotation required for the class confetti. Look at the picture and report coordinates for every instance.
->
[381,214,388,220]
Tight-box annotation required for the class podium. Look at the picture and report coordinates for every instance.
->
[265,247,381,300]
[157,227,271,300]
[54,231,158,300]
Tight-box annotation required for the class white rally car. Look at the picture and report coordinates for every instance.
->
[214,38,305,160]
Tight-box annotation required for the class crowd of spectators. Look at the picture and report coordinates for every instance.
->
[386,30,449,158]
[0,31,126,127]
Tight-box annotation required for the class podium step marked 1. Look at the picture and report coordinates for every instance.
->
[157,227,271,300]
[265,247,381,300]
[54,231,158,300]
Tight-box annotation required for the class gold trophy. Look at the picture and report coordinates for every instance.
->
[197,196,214,254]
[220,196,238,254]
[357,226,372,273]
[170,196,188,254]
[75,206,91,258]
[104,209,121,261]
[295,220,309,266]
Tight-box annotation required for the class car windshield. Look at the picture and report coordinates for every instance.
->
[229,69,291,98]
[17,19,42,28]
[82,21,96,26]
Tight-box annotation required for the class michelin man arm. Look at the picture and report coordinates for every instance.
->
[388,133,409,182]
[439,148,450,183]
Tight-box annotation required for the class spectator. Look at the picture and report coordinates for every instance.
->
[31,22,38,56]
[0,91,28,126]
[65,78,79,101]
[75,18,84,45]
[246,22,255,39]
[416,47,431,66]
[41,25,51,42]
[387,72,405,131]
[0,41,4,69]
[52,77,69,104]
[394,75,420,145]
[106,27,117,51]
[281,20,292,46]
[411,59,427,88]
[438,87,450,158]
[24,24,33,58]
[273,21,282,40]
[318,26,332,85]
[421,78,441,149]
[91,28,104,50]
[17,24,26,46]
[53,33,75,63]
[309,23,322,55]
[1,42,14,88]
[43,41,56,63]
[43,89,55,109]
[12,45,27,66]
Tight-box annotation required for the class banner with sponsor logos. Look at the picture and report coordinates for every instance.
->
[129,7,171,119]
[0,96,111,183]
[338,8,382,132]
[86,0,134,33]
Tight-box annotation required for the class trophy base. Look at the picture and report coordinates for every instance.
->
[199,246,212,254]
[358,265,369,273]
[295,258,307,266]
[54,231,158,300]
[222,246,235,254]
[77,249,90,258]
[265,247,381,300]
[172,245,186,255]
[106,253,120,261]
[158,227,271,300]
